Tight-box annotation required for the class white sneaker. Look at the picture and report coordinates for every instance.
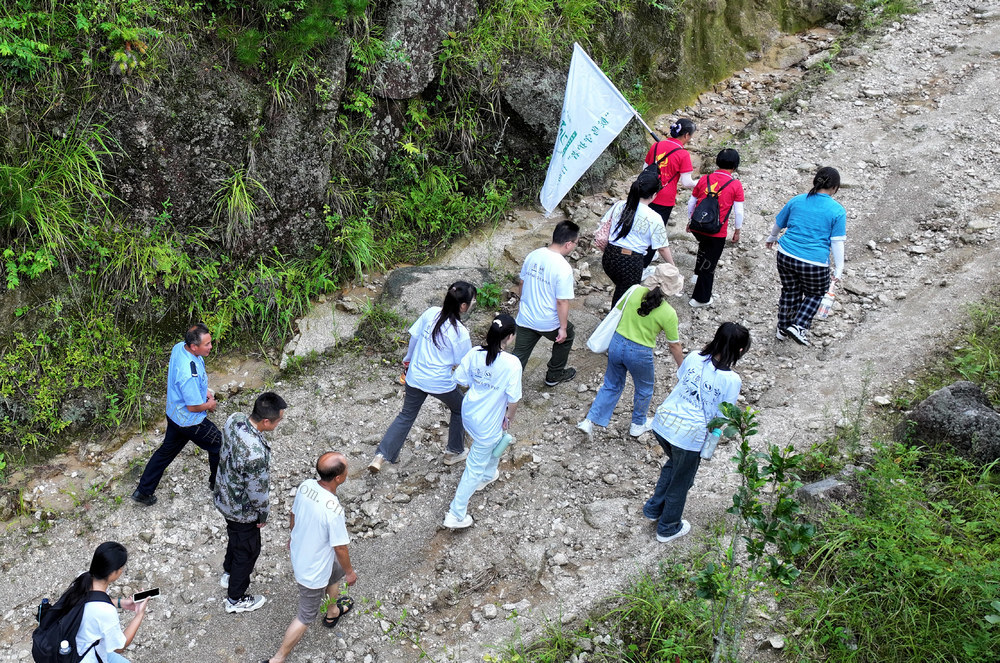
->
[656,520,692,543]
[443,449,469,466]
[576,419,594,438]
[690,274,698,285]
[442,513,474,529]
[225,594,266,613]
[629,417,654,437]
[368,453,385,473]
[775,327,787,341]
[475,469,500,493]
[689,297,713,308]
[786,324,810,346]
[220,572,230,589]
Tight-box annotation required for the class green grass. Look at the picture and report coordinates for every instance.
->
[787,444,1000,661]
[489,561,712,663]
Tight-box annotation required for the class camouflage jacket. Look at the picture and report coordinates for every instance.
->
[214,412,271,524]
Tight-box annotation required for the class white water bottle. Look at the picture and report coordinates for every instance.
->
[59,641,71,655]
[701,429,723,460]
[817,291,835,319]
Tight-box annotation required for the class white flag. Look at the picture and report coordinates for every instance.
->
[539,43,639,214]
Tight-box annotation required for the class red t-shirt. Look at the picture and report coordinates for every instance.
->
[644,139,693,207]
[689,171,745,238]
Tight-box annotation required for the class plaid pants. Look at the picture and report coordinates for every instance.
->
[776,251,830,331]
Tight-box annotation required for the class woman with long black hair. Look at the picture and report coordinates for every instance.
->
[55,542,148,662]
[598,169,676,306]
[443,314,522,529]
[369,281,476,472]
[644,322,751,544]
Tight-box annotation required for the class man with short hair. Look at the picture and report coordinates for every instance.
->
[132,323,222,506]
[511,220,579,386]
[215,391,287,614]
[264,452,357,663]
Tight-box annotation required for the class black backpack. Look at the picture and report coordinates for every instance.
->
[642,142,682,184]
[32,591,113,663]
[689,173,735,235]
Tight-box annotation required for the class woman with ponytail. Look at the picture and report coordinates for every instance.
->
[642,118,699,267]
[58,542,148,662]
[765,166,847,346]
[443,314,522,529]
[598,169,676,306]
[369,281,476,472]
[578,264,685,439]
[644,323,750,544]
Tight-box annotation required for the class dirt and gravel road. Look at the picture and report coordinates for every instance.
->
[3,2,1000,661]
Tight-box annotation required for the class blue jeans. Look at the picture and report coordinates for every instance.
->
[104,652,130,663]
[448,434,502,521]
[586,333,655,427]
[643,431,702,537]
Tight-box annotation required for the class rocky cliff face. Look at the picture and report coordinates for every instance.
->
[7,0,840,256]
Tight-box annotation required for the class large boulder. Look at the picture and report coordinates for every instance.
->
[110,36,352,258]
[895,381,1000,465]
[377,0,478,99]
[381,266,492,321]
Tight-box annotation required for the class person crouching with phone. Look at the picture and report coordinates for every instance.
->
[56,542,149,662]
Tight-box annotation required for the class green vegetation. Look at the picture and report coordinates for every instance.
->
[789,445,1000,661]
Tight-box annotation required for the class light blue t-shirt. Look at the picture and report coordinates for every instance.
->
[166,341,208,427]
[652,352,741,452]
[775,193,847,266]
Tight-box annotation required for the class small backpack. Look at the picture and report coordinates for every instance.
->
[689,173,735,235]
[642,142,682,184]
[32,591,113,663]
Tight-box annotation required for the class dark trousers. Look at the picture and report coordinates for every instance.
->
[776,251,831,331]
[643,431,702,538]
[692,234,727,304]
[223,519,262,600]
[602,244,645,306]
[136,418,221,496]
[376,384,465,463]
[643,204,674,267]
[511,322,575,383]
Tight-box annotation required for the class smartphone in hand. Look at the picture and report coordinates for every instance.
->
[133,588,160,602]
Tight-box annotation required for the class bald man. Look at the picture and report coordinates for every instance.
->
[264,453,357,663]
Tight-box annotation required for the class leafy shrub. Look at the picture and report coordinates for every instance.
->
[0,299,159,450]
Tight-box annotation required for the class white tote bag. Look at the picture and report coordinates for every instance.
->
[586,284,641,354]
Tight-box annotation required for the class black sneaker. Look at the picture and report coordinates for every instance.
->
[786,324,810,346]
[544,367,577,387]
[209,479,216,492]
[131,490,157,506]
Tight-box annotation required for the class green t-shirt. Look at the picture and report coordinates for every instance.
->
[615,286,679,348]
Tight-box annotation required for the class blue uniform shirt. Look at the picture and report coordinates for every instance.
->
[775,192,847,265]
[166,341,208,427]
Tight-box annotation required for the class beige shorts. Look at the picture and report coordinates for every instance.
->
[295,558,346,624]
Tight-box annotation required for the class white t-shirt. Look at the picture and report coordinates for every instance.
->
[405,307,472,394]
[290,478,351,589]
[604,202,668,254]
[76,599,125,663]
[454,348,522,443]
[652,353,742,452]
[516,247,575,332]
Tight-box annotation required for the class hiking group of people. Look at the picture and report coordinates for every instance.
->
[39,117,846,662]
